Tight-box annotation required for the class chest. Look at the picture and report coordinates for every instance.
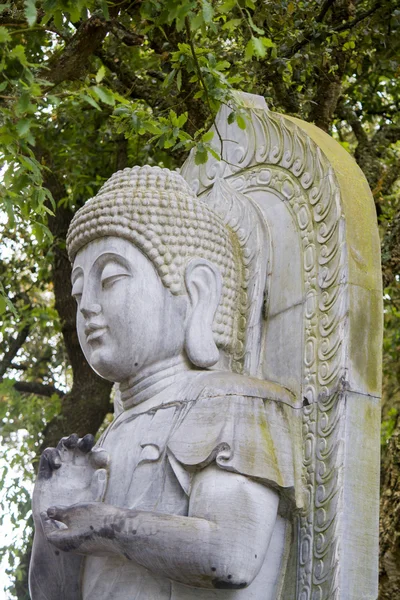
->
[99,404,189,515]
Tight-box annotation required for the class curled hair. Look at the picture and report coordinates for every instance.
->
[67,166,246,367]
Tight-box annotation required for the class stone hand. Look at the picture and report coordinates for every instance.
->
[32,434,110,523]
[43,502,129,556]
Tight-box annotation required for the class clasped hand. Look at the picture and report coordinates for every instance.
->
[33,434,125,555]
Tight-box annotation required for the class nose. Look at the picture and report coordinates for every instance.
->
[79,284,101,319]
[80,303,101,319]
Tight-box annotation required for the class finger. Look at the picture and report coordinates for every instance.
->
[56,437,69,451]
[63,433,80,449]
[41,513,67,536]
[91,469,108,502]
[47,530,85,554]
[47,505,71,524]
[78,434,95,454]
[38,448,61,480]
[56,433,79,451]
[90,447,110,469]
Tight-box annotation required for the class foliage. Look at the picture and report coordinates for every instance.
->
[0,0,399,597]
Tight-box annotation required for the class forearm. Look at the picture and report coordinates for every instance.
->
[48,505,265,589]
[109,509,231,588]
[111,474,279,589]
[47,469,279,590]
[29,521,82,600]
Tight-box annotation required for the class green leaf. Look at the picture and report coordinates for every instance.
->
[0,26,11,43]
[53,10,63,29]
[236,114,246,130]
[208,147,220,161]
[91,86,115,106]
[101,0,110,20]
[24,0,37,27]
[68,4,82,22]
[176,69,182,91]
[190,12,204,30]
[16,119,31,137]
[19,155,40,176]
[95,65,106,84]
[215,60,230,70]
[17,92,30,115]
[0,295,6,316]
[227,111,236,124]
[177,112,188,127]
[245,39,254,61]
[261,37,275,48]
[10,45,28,66]
[82,94,101,111]
[202,0,214,23]
[219,0,236,13]
[202,130,214,142]
[195,147,208,165]
[145,121,162,135]
[32,223,43,244]
[246,11,264,35]
[252,37,266,59]
[163,69,176,88]
[221,18,242,31]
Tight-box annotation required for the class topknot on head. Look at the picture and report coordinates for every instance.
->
[97,165,195,200]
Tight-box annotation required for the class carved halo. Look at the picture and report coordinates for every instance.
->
[181,95,348,600]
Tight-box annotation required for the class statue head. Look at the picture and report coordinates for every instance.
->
[66,166,248,381]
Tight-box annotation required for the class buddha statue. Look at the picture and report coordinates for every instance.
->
[29,165,298,600]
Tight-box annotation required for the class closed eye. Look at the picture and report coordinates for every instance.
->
[101,273,130,289]
[71,279,83,301]
[100,260,131,289]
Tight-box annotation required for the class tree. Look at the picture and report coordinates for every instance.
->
[0,1,399,597]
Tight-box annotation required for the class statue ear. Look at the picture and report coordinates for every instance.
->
[184,259,222,368]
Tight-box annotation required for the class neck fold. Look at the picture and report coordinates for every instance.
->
[119,357,192,410]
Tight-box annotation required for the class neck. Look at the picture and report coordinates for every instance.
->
[119,355,192,410]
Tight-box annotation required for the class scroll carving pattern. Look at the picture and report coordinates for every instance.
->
[181,106,348,600]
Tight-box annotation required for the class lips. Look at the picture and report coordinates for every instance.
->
[85,323,108,343]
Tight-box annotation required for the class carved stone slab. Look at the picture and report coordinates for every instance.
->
[181,93,382,600]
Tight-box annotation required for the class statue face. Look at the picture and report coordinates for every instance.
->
[71,237,187,382]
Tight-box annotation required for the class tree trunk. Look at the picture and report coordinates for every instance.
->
[379,423,400,598]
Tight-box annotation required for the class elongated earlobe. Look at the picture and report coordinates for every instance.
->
[184,259,222,368]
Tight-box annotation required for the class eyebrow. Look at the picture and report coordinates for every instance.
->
[93,252,131,270]
[71,266,83,284]
[71,251,132,284]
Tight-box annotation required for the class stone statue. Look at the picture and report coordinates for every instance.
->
[29,93,382,600]
[29,164,299,600]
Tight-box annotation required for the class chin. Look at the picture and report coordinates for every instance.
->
[88,350,128,382]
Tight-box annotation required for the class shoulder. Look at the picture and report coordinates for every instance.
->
[184,370,295,406]
[168,371,299,510]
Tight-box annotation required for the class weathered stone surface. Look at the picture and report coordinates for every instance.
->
[29,93,382,599]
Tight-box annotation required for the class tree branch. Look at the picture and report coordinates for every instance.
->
[337,103,369,145]
[337,103,400,213]
[185,17,223,153]
[334,1,384,33]
[109,19,144,46]
[316,0,337,23]
[284,0,385,58]
[9,363,28,371]
[282,0,337,59]
[13,381,65,397]
[41,15,109,85]
[380,161,400,197]
[96,50,170,109]
[373,125,400,151]
[0,325,30,379]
